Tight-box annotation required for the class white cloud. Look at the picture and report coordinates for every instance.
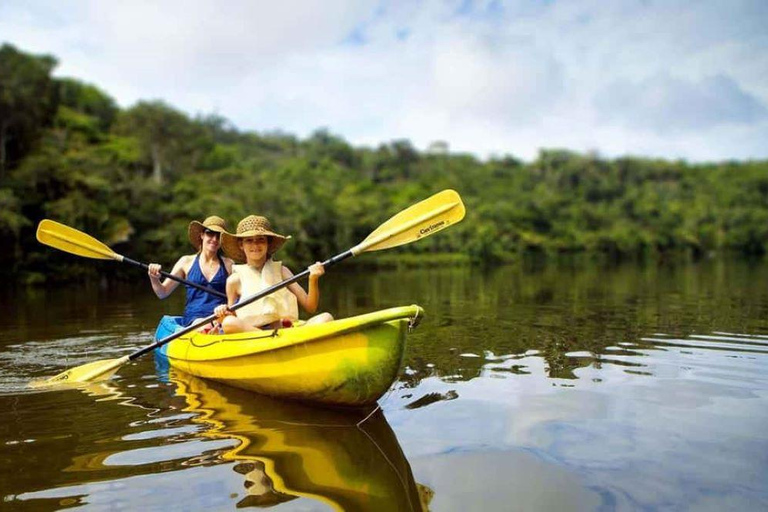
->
[596,73,768,132]
[1,0,766,161]
[430,28,564,122]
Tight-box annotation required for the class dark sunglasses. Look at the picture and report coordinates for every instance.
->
[203,229,221,237]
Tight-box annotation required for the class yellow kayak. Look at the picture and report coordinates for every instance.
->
[155,305,424,407]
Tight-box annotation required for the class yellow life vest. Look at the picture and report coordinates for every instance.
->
[233,260,299,324]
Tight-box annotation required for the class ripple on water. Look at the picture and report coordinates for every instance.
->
[0,331,154,394]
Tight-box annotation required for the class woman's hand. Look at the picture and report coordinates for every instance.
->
[308,262,325,279]
[148,263,161,279]
[214,304,229,321]
[148,263,162,280]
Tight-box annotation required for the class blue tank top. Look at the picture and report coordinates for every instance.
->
[183,254,228,326]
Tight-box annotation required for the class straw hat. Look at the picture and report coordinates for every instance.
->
[221,215,290,263]
[188,216,228,250]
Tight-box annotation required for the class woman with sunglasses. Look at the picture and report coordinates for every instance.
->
[147,216,234,327]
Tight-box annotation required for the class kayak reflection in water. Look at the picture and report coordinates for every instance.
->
[172,371,433,511]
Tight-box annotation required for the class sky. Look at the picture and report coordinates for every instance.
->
[1,0,767,162]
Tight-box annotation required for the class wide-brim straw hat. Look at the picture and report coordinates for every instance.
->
[188,216,228,250]
[221,215,290,263]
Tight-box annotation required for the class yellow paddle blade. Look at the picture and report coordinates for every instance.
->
[354,189,466,254]
[36,219,119,261]
[28,356,129,388]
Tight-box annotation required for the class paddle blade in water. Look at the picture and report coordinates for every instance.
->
[36,219,118,261]
[355,189,466,254]
[28,356,129,388]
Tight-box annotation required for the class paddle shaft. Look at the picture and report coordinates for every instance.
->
[128,250,356,361]
[36,219,227,299]
[120,255,227,299]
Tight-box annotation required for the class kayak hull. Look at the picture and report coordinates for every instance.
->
[154,305,423,407]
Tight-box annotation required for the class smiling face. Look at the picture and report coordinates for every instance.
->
[239,235,269,264]
[200,228,221,253]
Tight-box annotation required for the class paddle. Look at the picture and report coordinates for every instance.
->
[30,189,466,387]
[36,219,226,299]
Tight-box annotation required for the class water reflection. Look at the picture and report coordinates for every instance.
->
[1,373,182,510]
[170,370,431,511]
[2,260,768,510]
[7,370,432,511]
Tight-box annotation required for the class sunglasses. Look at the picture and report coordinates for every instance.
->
[203,229,221,237]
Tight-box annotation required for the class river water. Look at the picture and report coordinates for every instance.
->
[1,259,767,511]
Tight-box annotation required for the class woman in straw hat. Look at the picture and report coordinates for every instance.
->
[148,216,234,327]
[213,215,333,333]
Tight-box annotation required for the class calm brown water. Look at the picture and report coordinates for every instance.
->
[1,259,768,511]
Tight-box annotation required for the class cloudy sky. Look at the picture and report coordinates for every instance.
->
[1,0,767,161]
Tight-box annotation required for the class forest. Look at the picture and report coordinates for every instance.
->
[2,43,767,285]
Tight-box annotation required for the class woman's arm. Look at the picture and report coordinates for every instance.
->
[226,273,240,307]
[285,262,324,314]
[148,255,191,299]
[214,274,241,319]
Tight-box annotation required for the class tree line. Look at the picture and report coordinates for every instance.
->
[1,43,767,284]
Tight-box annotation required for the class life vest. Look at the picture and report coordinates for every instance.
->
[233,260,299,324]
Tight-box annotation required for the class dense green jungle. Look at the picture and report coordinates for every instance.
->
[2,43,767,285]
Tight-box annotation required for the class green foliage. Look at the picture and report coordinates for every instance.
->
[0,43,58,175]
[0,188,28,236]
[2,44,768,284]
[112,100,213,184]
[56,78,118,131]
